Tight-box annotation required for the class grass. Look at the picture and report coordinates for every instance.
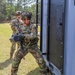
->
[0,23,41,75]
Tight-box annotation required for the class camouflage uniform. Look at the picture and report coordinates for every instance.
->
[10,19,23,58]
[11,24,47,75]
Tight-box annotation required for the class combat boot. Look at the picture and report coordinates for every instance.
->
[40,71,47,75]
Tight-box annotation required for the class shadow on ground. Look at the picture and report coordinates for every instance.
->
[26,67,52,75]
[0,59,12,70]
[26,67,41,75]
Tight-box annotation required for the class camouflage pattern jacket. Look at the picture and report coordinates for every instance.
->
[10,18,23,34]
[19,24,38,47]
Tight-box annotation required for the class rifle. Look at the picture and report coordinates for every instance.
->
[10,25,25,55]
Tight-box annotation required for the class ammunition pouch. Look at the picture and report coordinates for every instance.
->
[29,37,38,46]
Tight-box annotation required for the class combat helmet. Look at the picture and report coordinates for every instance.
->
[16,11,21,16]
[21,12,32,20]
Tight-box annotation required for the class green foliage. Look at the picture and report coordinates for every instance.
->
[0,0,36,22]
[26,4,36,23]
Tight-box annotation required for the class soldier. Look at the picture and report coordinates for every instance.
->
[11,12,47,75]
[10,11,23,59]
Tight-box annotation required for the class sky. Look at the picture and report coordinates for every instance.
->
[27,1,36,7]
[12,0,36,7]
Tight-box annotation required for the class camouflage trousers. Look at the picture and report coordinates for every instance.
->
[10,42,20,55]
[11,45,47,75]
